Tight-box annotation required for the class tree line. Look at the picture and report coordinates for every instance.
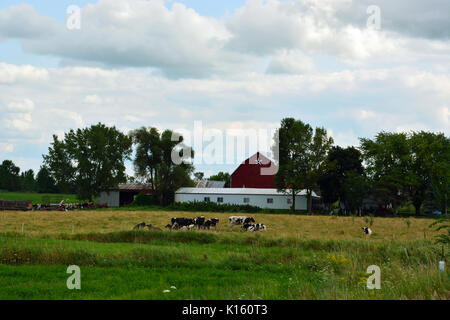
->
[1,120,448,215]
[275,118,449,216]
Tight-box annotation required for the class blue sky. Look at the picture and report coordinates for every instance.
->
[0,0,449,178]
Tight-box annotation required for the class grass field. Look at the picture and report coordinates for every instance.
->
[0,210,448,300]
[0,191,82,204]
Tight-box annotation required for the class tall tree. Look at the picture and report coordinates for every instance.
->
[360,132,410,215]
[131,127,194,205]
[318,146,367,214]
[304,127,334,212]
[408,131,450,215]
[0,160,21,191]
[36,166,58,193]
[361,131,449,216]
[44,123,133,201]
[43,135,77,193]
[20,169,36,192]
[275,118,312,212]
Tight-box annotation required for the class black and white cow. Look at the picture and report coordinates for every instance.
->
[229,216,256,231]
[243,223,267,232]
[171,217,194,230]
[362,227,373,235]
[204,218,220,230]
[193,216,206,229]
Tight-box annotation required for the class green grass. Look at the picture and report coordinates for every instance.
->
[0,233,448,300]
[0,191,88,204]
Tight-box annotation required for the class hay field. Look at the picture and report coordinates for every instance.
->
[0,209,439,241]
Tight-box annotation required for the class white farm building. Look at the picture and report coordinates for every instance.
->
[175,188,319,210]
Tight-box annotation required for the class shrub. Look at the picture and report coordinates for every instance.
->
[133,193,158,206]
[166,201,261,213]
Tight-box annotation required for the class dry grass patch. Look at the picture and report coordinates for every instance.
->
[0,210,440,241]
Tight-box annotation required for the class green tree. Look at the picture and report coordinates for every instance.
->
[131,127,194,205]
[304,127,334,212]
[194,172,204,181]
[361,131,449,216]
[209,172,231,188]
[408,131,450,215]
[318,146,368,214]
[44,123,132,201]
[36,166,58,193]
[0,160,21,191]
[43,135,77,194]
[20,169,36,192]
[360,132,410,216]
[275,118,333,213]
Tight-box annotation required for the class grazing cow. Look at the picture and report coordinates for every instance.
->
[147,224,162,231]
[179,224,195,231]
[204,218,220,230]
[193,216,206,229]
[243,223,266,232]
[171,217,194,230]
[229,216,256,231]
[133,222,147,230]
[165,224,173,230]
[362,227,372,235]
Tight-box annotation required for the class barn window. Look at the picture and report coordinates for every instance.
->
[217,197,223,203]
[267,198,273,204]
[204,197,210,202]
[243,197,250,203]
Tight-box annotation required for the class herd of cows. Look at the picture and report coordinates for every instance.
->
[133,215,267,232]
[32,201,107,211]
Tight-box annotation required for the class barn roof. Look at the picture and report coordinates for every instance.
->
[116,183,153,192]
[176,187,319,197]
[195,180,226,188]
[230,151,276,177]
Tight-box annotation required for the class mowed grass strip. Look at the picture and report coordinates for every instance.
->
[0,210,441,241]
[0,192,81,204]
[0,235,448,300]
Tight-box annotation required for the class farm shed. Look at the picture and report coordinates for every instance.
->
[175,188,319,210]
[98,183,153,208]
[231,152,277,189]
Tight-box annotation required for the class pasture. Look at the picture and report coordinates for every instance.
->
[0,191,82,205]
[0,210,448,299]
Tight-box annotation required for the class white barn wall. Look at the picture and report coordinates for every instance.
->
[98,191,120,208]
[175,188,309,210]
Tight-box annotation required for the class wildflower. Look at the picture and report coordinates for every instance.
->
[170,286,177,290]
[163,290,170,293]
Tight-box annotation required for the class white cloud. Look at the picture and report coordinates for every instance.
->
[7,99,35,112]
[83,95,103,105]
[266,50,316,74]
[0,62,49,83]
[0,0,449,78]
[0,143,14,153]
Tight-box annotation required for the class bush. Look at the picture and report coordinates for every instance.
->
[166,201,261,213]
[133,193,159,206]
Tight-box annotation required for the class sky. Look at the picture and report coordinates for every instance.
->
[0,0,449,178]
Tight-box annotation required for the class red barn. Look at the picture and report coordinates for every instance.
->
[231,152,277,188]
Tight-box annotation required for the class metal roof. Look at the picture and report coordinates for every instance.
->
[195,180,226,188]
[176,187,319,197]
[117,183,153,192]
